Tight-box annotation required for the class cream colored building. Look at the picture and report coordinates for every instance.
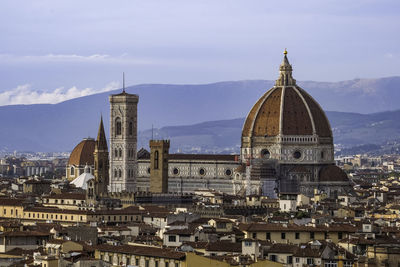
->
[242,223,357,245]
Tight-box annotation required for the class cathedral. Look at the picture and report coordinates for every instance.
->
[68,51,352,198]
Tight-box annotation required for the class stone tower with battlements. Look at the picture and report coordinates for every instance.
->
[109,90,139,192]
[149,140,170,193]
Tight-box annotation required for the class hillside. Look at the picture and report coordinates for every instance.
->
[138,110,400,155]
[1,77,400,152]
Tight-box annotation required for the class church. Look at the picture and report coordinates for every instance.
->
[68,51,352,198]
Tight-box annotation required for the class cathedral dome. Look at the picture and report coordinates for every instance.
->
[242,52,332,140]
[68,138,95,166]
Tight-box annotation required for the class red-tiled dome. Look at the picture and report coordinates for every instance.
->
[242,53,332,140]
[68,138,95,166]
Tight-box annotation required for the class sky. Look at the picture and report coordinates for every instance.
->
[0,0,399,106]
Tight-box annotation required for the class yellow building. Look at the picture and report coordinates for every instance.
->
[0,198,142,225]
[45,240,84,256]
[367,245,400,266]
[95,244,185,267]
[0,198,25,219]
[94,244,283,267]
[42,192,86,210]
[185,252,283,267]
[336,207,356,218]
[241,223,357,245]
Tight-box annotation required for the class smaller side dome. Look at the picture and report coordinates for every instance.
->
[319,165,349,182]
[68,138,96,166]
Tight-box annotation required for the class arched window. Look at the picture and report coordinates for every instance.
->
[119,149,122,158]
[114,149,118,157]
[118,169,122,178]
[154,151,159,169]
[115,117,122,136]
[129,121,133,136]
[70,167,75,176]
[114,169,118,178]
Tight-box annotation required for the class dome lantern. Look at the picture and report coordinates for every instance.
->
[275,49,296,86]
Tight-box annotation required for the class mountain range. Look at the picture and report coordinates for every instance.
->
[1,77,400,153]
[138,110,400,155]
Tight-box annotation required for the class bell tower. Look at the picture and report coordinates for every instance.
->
[109,79,139,192]
[149,140,170,193]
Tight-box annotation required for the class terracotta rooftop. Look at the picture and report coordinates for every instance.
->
[169,154,238,161]
[205,241,242,253]
[45,192,86,200]
[240,223,357,233]
[0,230,50,237]
[181,241,208,249]
[0,198,26,206]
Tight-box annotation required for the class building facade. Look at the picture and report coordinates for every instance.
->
[137,153,242,194]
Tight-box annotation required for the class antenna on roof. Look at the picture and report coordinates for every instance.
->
[122,72,125,93]
[152,124,154,140]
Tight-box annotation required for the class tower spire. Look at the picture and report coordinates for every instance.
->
[122,72,125,93]
[275,49,296,86]
[93,114,110,197]
[96,115,108,151]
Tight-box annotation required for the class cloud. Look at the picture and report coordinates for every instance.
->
[384,53,394,59]
[0,82,119,106]
[0,53,157,65]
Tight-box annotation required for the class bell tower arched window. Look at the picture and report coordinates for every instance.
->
[129,121,133,136]
[154,151,159,169]
[70,167,75,176]
[115,117,122,136]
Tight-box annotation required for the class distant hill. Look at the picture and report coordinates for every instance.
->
[139,110,400,154]
[1,77,400,152]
